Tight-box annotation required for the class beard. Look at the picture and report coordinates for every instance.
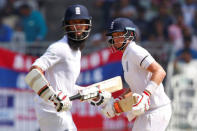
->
[68,38,86,51]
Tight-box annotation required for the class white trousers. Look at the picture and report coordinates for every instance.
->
[132,104,172,131]
[35,101,77,131]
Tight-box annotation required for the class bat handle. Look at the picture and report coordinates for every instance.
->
[69,93,82,101]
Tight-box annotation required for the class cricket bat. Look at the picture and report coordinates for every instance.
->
[69,76,123,101]
[114,95,137,113]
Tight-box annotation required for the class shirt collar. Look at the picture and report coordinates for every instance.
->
[123,41,136,58]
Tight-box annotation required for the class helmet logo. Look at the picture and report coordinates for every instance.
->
[110,21,114,29]
[75,7,80,15]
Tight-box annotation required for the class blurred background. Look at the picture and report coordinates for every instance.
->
[0,0,197,131]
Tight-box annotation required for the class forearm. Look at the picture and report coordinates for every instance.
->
[25,66,56,101]
[150,68,166,85]
[146,61,166,95]
[147,61,166,85]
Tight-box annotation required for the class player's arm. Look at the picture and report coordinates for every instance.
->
[131,61,166,116]
[132,61,165,114]
[128,47,165,116]
[145,61,166,95]
[25,66,55,101]
[25,66,71,112]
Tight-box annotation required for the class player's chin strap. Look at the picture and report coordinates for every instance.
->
[117,30,134,51]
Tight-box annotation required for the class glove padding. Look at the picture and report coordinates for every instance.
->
[82,91,99,101]
[132,91,150,116]
[101,97,120,118]
[78,86,100,101]
[89,91,112,107]
[50,90,72,112]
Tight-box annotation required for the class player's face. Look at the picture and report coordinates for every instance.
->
[111,32,125,50]
[67,19,88,36]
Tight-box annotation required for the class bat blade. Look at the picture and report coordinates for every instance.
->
[88,76,123,93]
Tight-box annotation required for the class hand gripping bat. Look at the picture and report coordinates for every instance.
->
[113,95,138,113]
[69,76,123,101]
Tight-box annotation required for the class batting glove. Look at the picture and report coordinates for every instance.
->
[89,91,112,107]
[132,91,150,116]
[101,97,121,118]
[78,86,100,101]
[101,97,117,118]
[50,90,72,112]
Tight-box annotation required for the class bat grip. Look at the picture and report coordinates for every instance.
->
[69,93,82,101]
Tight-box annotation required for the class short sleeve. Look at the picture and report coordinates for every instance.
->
[130,45,155,69]
[32,44,64,71]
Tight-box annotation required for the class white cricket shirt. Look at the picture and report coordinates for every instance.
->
[122,42,171,109]
[32,36,81,112]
